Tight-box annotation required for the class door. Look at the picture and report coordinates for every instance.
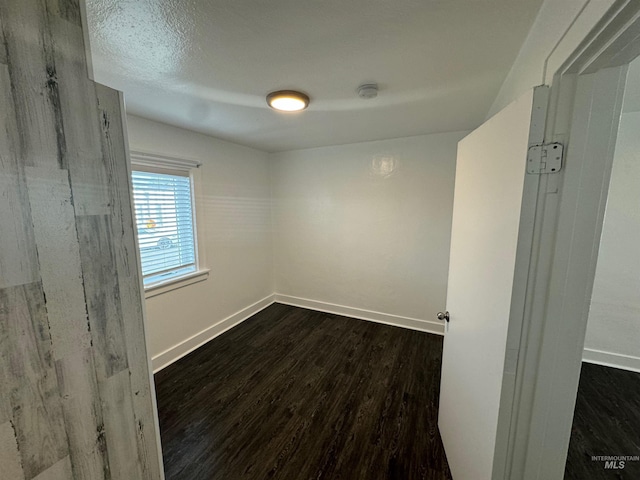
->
[438,87,548,480]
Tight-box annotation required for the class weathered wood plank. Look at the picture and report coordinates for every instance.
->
[55,349,109,479]
[95,85,140,279]
[25,167,91,359]
[0,65,39,289]
[0,15,8,65]
[0,421,25,480]
[0,351,12,425]
[2,0,163,478]
[101,369,144,480]
[31,456,73,480]
[0,0,63,168]
[96,84,163,480]
[49,14,109,216]
[46,0,82,26]
[76,214,129,379]
[0,282,70,478]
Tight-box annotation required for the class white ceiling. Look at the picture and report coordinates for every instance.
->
[86,0,543,152]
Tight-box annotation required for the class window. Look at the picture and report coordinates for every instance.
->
[130,154,201,288]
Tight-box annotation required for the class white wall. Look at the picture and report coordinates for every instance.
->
[488,0,615,117]
[583,72,640,372]
[125,115,274,370]
[270,132,467,332]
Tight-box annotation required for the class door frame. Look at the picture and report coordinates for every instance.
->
[504,2,640,478]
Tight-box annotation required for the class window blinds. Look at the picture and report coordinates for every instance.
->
[131,170,196,285]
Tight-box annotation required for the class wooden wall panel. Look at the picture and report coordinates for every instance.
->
[1,0,62,168]
[55,349,108,479]
[25,167,91,359]
[51,15,109,216]
[76,214,129,379]
[0,66,39,289]
[0,0,164,478]
[0,421,26,480]
[95,85,163,480]
[0,18,7,66]
[45,0,82,27]
[0,283,70,478]
[31,457,73,480]
[100,370,144,480]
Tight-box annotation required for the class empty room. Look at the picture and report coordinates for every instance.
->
[1,1,640,479]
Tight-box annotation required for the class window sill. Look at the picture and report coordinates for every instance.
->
[144,269,210,299]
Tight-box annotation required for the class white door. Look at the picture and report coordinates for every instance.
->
[438,87,548,480]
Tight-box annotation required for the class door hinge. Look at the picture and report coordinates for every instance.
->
[527,143,563,174]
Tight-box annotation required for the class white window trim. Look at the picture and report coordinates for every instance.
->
[130,151,208,297]
[144,268,210,299]
[130,150,202,171]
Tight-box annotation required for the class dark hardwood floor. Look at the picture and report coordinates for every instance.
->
[154,303,452,480]
[565,362,640,479]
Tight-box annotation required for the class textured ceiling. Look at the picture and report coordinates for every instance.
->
[86,0,543,152]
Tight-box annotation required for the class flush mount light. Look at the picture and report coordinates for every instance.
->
[266,90,310,112]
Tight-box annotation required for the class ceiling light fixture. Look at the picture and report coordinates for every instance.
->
[266,90,310,112]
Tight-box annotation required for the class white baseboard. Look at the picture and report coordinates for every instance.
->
[274,293,445,335]
[583,348,640,373]
[152,294,275,372]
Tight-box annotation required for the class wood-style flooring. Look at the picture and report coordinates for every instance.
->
[154,303,452,479]
[565,362,640,479]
